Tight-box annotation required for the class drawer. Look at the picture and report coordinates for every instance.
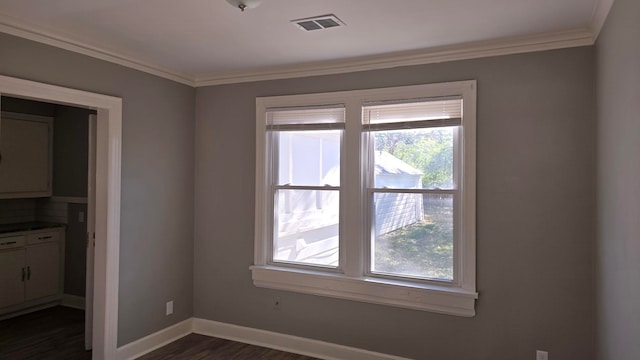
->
[0,235,26,250]
[27,230,61,245]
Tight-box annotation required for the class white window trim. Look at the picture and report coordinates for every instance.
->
[254,80,477,317]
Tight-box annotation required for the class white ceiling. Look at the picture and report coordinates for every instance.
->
[0,0,612,86]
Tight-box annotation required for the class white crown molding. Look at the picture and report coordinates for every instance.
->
[194,28,595,87]
[590,0,615,41]
[0,12,195,87]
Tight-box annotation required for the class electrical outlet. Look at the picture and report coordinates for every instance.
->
[78,211,85,223]
[536,350,548,360]
[166,301,173,315]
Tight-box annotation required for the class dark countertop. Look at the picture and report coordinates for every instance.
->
[0,222,65,234]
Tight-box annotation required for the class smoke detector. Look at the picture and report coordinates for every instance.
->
[291,14,345,31]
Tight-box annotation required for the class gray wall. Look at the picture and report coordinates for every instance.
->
[52,104,91,198]
[65,203,87,297]
[195,47,596,359]
[0,33,195,346]
[596,0,640,359]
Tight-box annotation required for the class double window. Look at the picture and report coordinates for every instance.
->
[253,81,477,316]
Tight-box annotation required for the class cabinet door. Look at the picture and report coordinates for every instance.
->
[25,243,60,301]
[0,249,25,308]
[0,117,51,196]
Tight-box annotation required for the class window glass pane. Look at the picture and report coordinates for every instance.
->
[277,130,341,186]
[373,127,455,189]
[274,189,339,267]
[371,193,453,281]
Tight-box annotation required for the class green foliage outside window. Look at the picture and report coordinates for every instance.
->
[375,128,454,189]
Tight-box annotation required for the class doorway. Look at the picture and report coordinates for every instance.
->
[0,74,122,360]
[0,96,94,350]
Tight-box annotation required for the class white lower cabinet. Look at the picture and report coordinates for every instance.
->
[0,249,25,308]
[25,242,61,301]
[0,227,65,315]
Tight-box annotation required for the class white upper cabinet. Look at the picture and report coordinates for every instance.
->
[0,112,53,198]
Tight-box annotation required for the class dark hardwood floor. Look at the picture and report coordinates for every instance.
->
[139,333,319,360]
[0,306,90,360]
[0,306,318,360]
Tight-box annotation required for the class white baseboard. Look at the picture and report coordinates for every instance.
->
[192,318,411,360]
[116,317,409,360]
[61,294,85,310]
[116,318,193,360]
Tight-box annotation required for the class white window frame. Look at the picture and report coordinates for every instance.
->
[253,80,477,316]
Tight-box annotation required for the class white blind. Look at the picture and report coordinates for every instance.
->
[363,97,462,130]
[267,105,345,130]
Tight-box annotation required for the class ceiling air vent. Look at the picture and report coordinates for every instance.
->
[292,14,345,32]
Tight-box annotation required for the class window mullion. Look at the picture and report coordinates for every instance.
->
[341,101,364,277]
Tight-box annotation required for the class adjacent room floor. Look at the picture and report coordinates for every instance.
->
[0,306,318,359]
[0,306,90,360]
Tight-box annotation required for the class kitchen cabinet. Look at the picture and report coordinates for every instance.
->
[0,112,53,199]
[0,248,24,309]
[0,227,65,315]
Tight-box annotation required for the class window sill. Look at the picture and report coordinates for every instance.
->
[250,265,477,317]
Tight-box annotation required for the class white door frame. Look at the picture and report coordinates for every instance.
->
[0,74,122,360]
